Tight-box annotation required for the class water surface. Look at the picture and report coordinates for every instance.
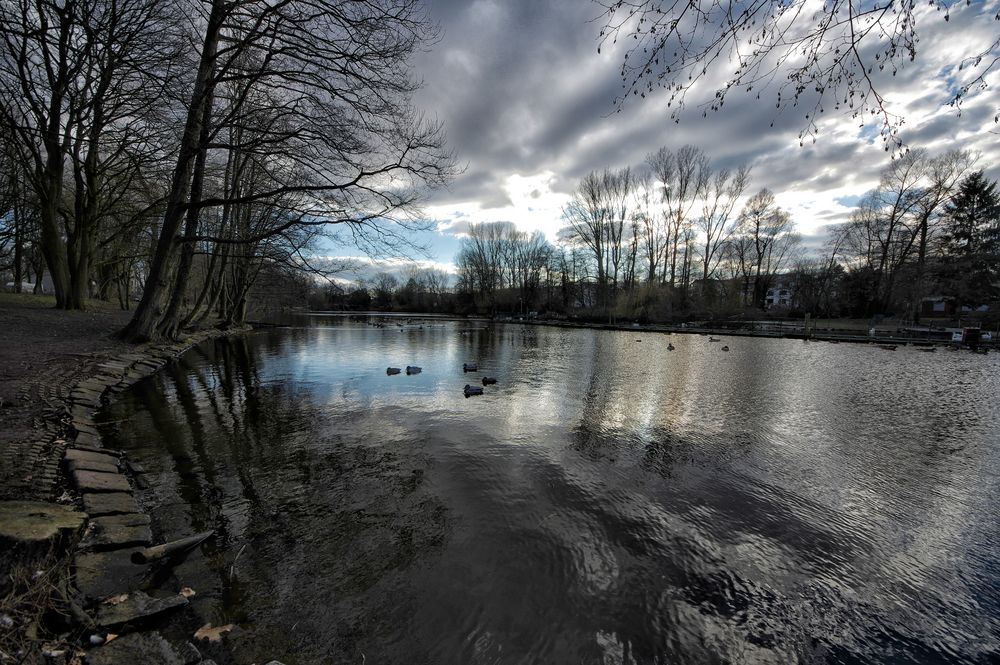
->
[99,316,1000,664]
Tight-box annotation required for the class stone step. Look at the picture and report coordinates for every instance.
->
[70,444,119,456]
[94,591,188,629]
[74,548,148,603]
[65,448,119,465]
[80,514,152,551]
[82,493,140,517]
[66,458,119,475]
[72,470,131,494]
[85,631,190,665]
[74,431,102,447]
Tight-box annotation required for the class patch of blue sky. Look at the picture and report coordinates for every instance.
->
[311,219,462,265]
[857,123,879,144]
[834,194,865,207]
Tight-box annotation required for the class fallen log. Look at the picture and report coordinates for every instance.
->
[131,531,213,564]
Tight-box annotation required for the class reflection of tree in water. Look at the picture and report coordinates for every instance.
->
[100,327,1000,663]
[108,334,451,662]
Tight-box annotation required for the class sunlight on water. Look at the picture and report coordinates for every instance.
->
[99,316,1000,664]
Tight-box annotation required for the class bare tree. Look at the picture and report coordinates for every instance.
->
[632,174,667,284]
[842,151,930,314]
[908,150,976,320]
[597,0,999,149]
[565,170,611,304]
[603,166,633,291]
[733,188,800,308]
[120,0,453,341]
[0,0,176,308]
[456,222,510,313]
[372,272,399,309]
[698,165,750,285]
[646,146,709,288]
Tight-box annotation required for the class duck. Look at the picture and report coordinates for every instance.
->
[709,337,721,342]
[667,343,675,351]
[721,345,729,352]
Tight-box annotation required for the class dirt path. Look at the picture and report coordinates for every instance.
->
[0,294,133,500]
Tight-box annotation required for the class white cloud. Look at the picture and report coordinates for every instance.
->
[410,0,1000,264]
[427,170,572,243]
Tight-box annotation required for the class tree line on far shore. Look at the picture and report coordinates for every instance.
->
[311,146,999,325]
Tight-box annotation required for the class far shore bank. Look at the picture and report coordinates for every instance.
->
[291,309,1000,349]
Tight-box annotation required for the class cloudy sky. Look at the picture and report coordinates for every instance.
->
[331,0,1000,281]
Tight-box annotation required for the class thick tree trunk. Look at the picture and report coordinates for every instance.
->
[31,254,45,294]
[67,248,90,309]
[159,85,217,340]
[34,4,75,308]
[194,244,230,326]
[119,0,224,342]
[182,245,220,327]
[37,192,70,307]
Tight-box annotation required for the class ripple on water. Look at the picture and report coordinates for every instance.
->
[97,320,1000,664]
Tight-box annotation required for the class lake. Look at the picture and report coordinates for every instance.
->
[98,315,1000,664]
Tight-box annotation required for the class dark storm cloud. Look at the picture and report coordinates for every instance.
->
[411,0,999,245]
[413,0,816,211]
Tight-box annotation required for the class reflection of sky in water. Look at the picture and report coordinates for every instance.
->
[100,316,1000,664]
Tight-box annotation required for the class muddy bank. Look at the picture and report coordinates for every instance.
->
[0,294,263,664]
[0,295,132,502]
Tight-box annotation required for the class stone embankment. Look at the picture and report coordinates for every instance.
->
[1,326,285,665]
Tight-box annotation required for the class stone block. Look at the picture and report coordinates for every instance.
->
[82,493,140,517]
[72,470,131,494]
[80,514,152,550]
[72,444,119,456]
[95,590,188,628]
[86,631,185,665]
[66,458,119,475]
[74,548,147,603]
[72,404,95,422]
[74,431,102,447]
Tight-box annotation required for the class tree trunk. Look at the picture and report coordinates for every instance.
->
[34,4,76,308]
[912,212,930,323]
[119,0,224,342]
[37,192,70,306]
[159,84,217,340]
[12,204,23,292]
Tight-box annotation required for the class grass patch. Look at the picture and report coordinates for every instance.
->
[0,292,125,313]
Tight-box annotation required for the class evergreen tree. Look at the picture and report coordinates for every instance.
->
[939,171,1000,306]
